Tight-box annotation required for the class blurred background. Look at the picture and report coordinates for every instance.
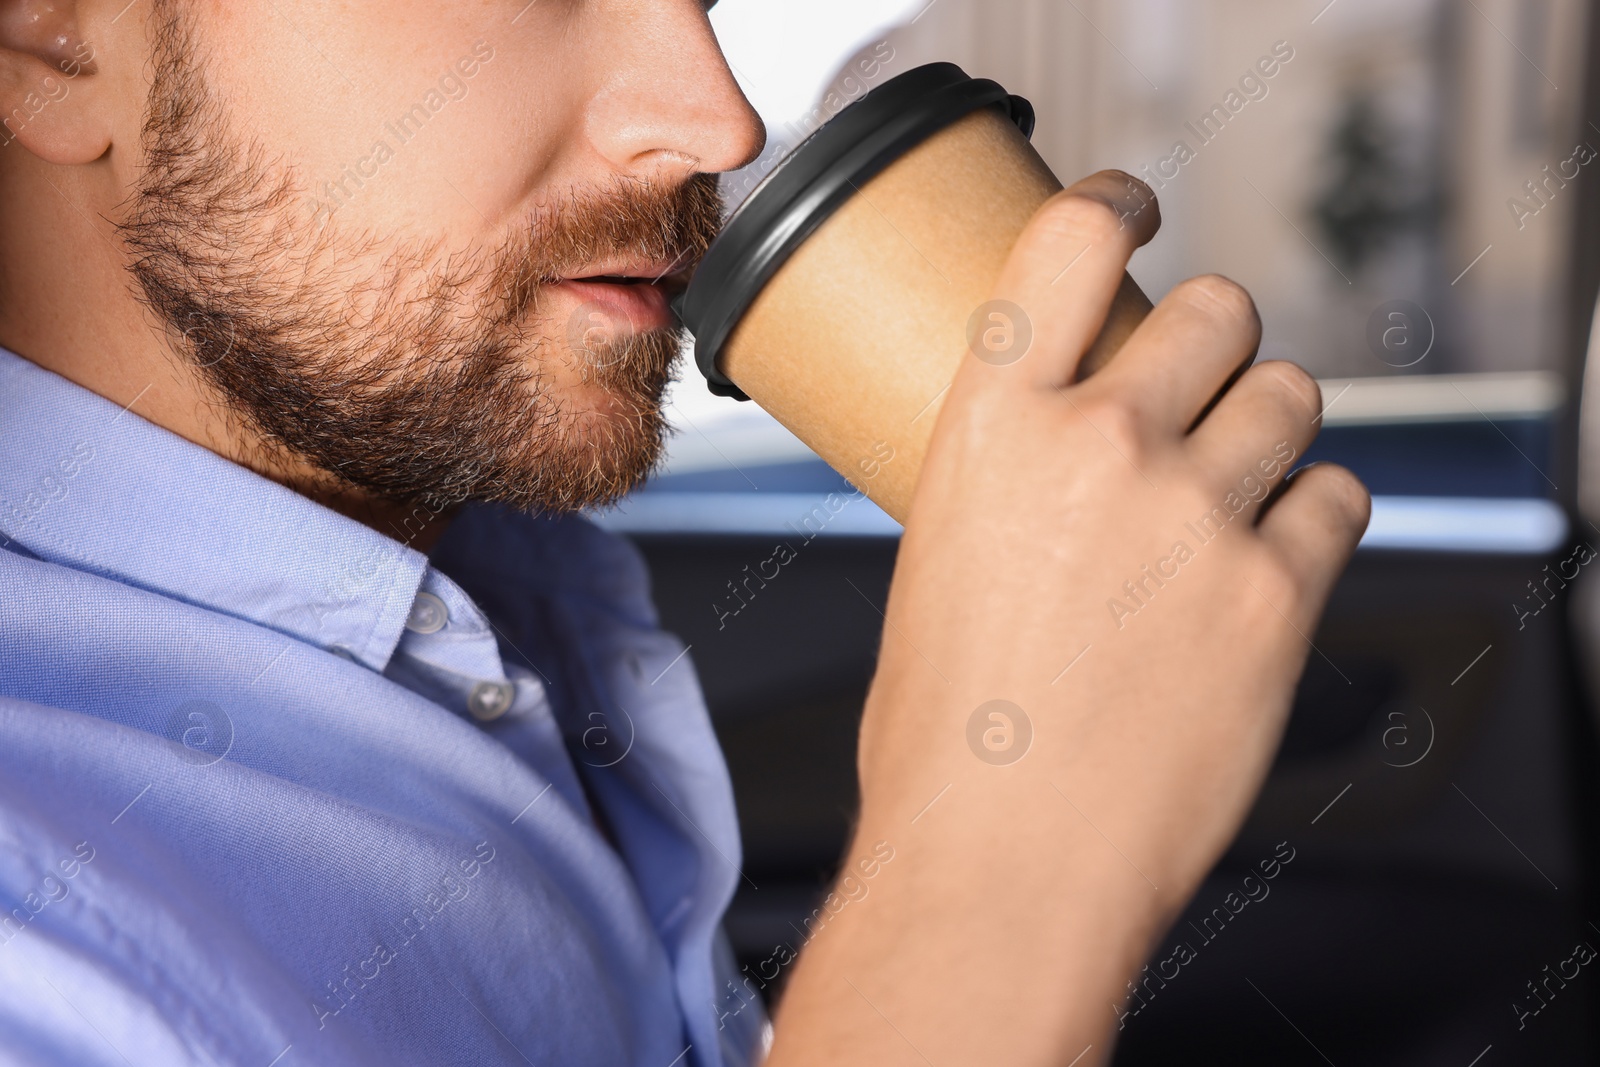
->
[603,1,1600,1062]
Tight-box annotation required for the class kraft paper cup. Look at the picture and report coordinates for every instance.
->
[677,63,1152,523]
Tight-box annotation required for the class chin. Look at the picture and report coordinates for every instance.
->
[557,383,670,463]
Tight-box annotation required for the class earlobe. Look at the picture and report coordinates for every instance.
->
[0,0,109,165]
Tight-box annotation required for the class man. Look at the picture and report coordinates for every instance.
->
[0,1,1368,1064]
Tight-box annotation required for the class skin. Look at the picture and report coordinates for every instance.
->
[0,0,761,543]
[0,2,1370,1063]
[765,174,1370,1064]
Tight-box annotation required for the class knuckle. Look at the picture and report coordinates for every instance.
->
[1248,552,1302,613]
[1070,392,1145,457]
[1032,191,1126,247]
[1174,274,1259,331]
[1308,463,1373,527]
[1252,360,1322,421]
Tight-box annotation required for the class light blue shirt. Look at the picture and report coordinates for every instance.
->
[0,347,768,1066]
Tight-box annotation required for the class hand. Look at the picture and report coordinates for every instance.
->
[767,170,1370,1066]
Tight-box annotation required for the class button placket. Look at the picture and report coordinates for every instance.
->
[404,591,449,634]
[467,680,516,722]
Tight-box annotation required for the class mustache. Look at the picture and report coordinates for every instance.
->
[492,172,725,317]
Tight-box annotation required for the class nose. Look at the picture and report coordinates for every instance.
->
[582,0,766,181]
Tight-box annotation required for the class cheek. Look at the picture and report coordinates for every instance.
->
[192,2,577,244]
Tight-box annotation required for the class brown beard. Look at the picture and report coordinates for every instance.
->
[117,1,724,515]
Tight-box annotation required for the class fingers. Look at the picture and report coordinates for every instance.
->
[1256,463,1371,606]
[1092,274,1260,434]
[1187,361,1323,515]
[979,170,1160,388]
[1076,273,1155,381]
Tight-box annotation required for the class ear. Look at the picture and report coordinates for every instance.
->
[0,0,109,164]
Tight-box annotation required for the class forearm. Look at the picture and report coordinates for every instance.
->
[767,655,1208,1067]
[766,774,1167,1067]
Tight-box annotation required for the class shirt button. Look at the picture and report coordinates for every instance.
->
[468,680,515,722]
[405,591,449,634]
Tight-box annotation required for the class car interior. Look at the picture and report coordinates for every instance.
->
[600,1,1600,1062]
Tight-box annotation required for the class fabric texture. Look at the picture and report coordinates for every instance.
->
[0,346,767,1066]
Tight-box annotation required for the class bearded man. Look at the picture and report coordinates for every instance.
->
[0,2,1367,1064]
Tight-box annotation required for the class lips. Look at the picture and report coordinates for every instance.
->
[553,251,698,333]
[566,248,697,288]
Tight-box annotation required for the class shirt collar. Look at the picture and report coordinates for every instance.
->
[0,346,428,672]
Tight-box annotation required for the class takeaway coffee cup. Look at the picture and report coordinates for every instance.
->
[676,62,1153,524]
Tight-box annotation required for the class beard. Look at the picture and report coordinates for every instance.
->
[116,3,724,516]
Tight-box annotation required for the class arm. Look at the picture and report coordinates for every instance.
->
[765,171,1369,1066]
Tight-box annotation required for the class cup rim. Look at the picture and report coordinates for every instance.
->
[677,61,1035,401]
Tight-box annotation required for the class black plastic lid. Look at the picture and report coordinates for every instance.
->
[676,62,1035,400]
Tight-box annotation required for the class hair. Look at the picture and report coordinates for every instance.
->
[117,0,724,514]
